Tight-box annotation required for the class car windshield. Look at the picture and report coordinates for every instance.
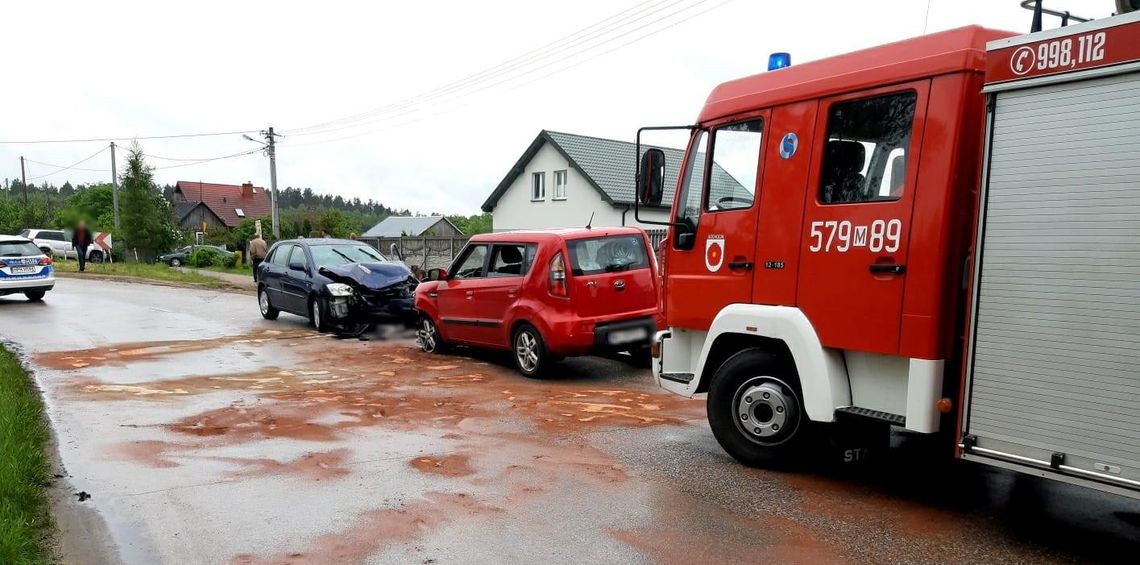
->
[0,241,43,257]
[308,244,386,269]
[567,234,649,275]
[18,230,30,238]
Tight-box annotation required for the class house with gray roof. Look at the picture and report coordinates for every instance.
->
[361,215,462,238]
[482,130,746,232]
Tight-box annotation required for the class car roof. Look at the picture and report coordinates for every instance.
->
[0,234,35,243]
[469,226,645,243]
[275,238,366,247]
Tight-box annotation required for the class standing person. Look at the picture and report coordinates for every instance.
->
[72,220,93,272]
[249,232,268,282]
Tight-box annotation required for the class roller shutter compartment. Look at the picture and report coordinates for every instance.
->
[966,71,1140,494]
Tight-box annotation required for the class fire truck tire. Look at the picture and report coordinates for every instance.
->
[707,348,809,468]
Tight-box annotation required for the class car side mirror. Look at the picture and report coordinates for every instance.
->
[289,259,307,273]
[425,268,447,281]
[638,148,666,207]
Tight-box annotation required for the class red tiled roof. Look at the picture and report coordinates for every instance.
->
[174,181,271,228]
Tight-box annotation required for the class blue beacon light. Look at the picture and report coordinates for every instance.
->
[768,52,791,71]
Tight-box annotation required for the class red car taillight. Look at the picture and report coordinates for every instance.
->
[549,252,568,297]
[39,257,53,266]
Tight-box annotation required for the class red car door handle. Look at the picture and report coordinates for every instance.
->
[728,260,753,271]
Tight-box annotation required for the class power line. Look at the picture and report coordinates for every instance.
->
[284,0,672,136]
[23,158,108,173]
[26,146,110,180]
[284,0,706,138]
[0,129,259,145]
[290,0,733,147]
[153,148,261,169]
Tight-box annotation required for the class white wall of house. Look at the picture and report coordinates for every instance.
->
[491,143,670,232]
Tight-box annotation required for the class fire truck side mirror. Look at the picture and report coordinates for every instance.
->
[639,148,666,207]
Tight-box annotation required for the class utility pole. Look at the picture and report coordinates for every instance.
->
[20,156,27,205]
[110,142,120,230]
[264,126,280,239]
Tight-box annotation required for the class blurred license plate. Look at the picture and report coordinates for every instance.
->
[12,266,36,275]
[608,327,648,345]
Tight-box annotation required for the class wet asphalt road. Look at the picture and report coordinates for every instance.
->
[2,278,1138,564]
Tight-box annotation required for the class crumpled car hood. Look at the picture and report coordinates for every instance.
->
[318,262,413,289]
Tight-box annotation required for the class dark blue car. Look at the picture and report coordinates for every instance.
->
[256,238,418,333]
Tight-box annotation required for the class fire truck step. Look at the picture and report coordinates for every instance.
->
[659,372,694,384]
[835,406,906,426]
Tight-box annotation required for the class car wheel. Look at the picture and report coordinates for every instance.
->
[24,290,45,302]
[707,349,810,469]
[169,258,182,267]
[258,286,279,320]
[512,323,550,378]
[418,316,447,353]
[89,251,104,264]
[39,247,52,257]
[310,296,330,333]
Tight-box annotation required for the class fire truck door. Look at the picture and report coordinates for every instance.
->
[666,113,769,330]
[796,83,929,354]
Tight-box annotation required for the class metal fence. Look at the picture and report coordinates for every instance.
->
[645,228,668,250]
[366,230,667,273]
[363,236,469,271]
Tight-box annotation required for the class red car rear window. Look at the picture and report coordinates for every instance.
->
[566,235,649,276]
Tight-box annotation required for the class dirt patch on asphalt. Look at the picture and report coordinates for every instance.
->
[35,328,314,371]
[231,492,500,565]
[217,449,353,481]
[410,454,474,477]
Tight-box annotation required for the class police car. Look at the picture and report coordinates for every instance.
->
[0,235,55,301]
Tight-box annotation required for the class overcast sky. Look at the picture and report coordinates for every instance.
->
[1,0,1119,215]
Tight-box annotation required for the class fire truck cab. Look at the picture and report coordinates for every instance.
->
[640,26,1011,465]
[642,8,1140,498]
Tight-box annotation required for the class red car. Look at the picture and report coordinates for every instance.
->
[414,227,659,377]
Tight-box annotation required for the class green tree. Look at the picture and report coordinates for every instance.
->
[118,143,177,259]
[447,213,492,235]
[0,199,21,234]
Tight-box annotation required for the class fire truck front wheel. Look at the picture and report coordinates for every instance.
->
[707,349,808,467]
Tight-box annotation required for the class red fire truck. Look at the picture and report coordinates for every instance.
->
[637,6,1140,498]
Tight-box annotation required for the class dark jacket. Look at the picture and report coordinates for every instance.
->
[72,227,93,248]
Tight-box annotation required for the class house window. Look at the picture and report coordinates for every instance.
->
[531,172,546,201]
[235,208,246,218]
[553,170,567,200]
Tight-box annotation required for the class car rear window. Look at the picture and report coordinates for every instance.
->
[567,235,649,276]
[0,241,42,257]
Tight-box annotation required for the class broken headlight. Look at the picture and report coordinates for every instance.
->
[326,282,354,297]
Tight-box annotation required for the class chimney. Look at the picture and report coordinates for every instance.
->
[241,182,254,198]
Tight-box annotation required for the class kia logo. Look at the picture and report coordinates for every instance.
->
[1011,46,1036,76]
[613,279,626,291]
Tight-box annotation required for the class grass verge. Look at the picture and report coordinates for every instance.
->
[53,260,230,289]
[0,346,52,564]
[202,264,253,277]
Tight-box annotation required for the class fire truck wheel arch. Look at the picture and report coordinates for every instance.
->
[691,304,852,423]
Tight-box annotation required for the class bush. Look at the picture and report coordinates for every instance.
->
[221,253,238,269]
[188,247,223,268]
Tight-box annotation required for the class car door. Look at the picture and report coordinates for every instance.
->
[475,243,531,346]
[264,243,299,313]
[665,114,768,330]
[435,243,490,344]
[281,245,313,314]
[796,83,928,355]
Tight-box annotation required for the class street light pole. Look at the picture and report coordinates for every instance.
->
[265,127,280,239]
